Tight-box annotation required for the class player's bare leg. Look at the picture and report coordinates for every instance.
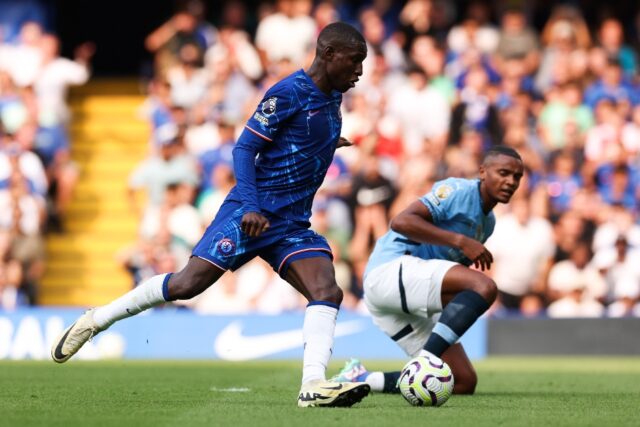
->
[423,266,496,357]
[286,257,370,407]
[441,344,477,394]
[52,257,224,363]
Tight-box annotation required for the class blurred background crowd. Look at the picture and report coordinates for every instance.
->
[1,0,640,318]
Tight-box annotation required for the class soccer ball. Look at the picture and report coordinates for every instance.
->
[398,355,454,407]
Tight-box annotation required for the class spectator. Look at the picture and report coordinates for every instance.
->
[593,235,640,308]
[535,6,591,94]
[254,0,315,69]
[205,25,263,82]
[594,161,639,212]
[449,64,502,149]
[584,58,638,114]
[538,81,593,151]
[387,66,450,156]
[397,0,436,52]
[584,98,625,165]
[0,170,46,305]
[204,43,256,124]
[34,34,94,126]
[166,42,208,109]
[347,155,395,261]
[410,35,456,104]
[145,4,215,78]
[0,135,48,197]
[196,163,235,225]
[4,21,43,88]
[547,240,606,305]
[446,0,499,58]
[596,18,638,77]
[494,8,540,75]
[621,105,640,157]
[139,182,202,269]
[486,197,555,312]
[127,124,198,216]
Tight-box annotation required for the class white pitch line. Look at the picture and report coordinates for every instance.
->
[210,387,251,392]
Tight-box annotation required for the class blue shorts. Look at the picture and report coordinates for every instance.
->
[192,200,332,278]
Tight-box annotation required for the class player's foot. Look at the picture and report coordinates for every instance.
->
[330,358,369,383]
[51,309,102,363]
[297,379,370,408]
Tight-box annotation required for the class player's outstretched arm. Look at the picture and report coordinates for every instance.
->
[390,201,493,270]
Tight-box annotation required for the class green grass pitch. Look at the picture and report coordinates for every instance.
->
[1,358,639,427]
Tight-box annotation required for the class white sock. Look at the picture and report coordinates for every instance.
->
[364,372,385,392]
[301,303,338,384]
[93,273,169,329]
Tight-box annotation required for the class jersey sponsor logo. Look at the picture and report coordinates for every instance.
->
[213,320,365,360]
[216,238,236,256]
[261,96,277,116]
[435,184,453,200]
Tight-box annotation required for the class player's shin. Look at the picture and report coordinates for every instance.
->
[301,301,338,384]
[423,290,489,357]
[92,273,172,329]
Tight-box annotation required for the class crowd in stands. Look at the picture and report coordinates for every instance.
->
[0,20,94,309]
[3,0,640,319]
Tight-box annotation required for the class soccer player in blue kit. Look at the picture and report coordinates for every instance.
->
[52,22,370,408]
[333,147,524,395]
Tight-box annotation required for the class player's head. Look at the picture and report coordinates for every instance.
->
[479,146,524,204]
[316,22,367,93]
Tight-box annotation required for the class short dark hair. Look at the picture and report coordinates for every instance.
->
[483,146,522,163]
[317,22,365,52]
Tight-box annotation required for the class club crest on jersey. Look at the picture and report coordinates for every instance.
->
[435,184,453,200]
[261,96,277,116]
[217,238,236,256]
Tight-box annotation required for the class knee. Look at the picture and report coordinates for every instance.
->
[308,280,343,305]
[168,270,209,300]
[471,276,498,305]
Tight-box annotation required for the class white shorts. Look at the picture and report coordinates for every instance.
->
[363,256,457,357]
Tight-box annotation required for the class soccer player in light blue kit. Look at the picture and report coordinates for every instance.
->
[52,22,370,408]
[333,147,524,395]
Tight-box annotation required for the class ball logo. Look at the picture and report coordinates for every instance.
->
[217,238,236,256]
[261,97,277,116]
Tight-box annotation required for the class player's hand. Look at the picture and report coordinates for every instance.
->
[336,137,353,148]
[459,236,493,271]
[240,211,270,237]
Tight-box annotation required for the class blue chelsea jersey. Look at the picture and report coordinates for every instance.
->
[365,178,496,277]
[227,69,342,224]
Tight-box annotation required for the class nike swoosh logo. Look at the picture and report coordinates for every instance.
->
[308,110,320,117]
[53,324,74,360]
[320,384,343,390]
[214,320,365,361]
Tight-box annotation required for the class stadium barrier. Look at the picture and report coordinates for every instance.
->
[488,318,640,355]
[0,308,487,361]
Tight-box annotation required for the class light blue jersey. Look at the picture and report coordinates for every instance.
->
[365,178,496,278]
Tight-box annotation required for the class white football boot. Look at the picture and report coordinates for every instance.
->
[51,309,102,363]
[297,379,370,408]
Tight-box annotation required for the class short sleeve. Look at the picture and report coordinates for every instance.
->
[244,83,299,142]
[419,179,462,223]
